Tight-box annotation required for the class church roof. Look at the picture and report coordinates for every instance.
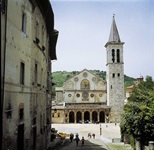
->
[108,15,121,43]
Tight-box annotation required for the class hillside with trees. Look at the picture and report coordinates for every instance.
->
[51,70,136,88]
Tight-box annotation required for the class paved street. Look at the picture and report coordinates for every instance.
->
[59,138,108,150]
[50,123,132,150]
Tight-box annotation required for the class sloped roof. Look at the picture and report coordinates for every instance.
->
[108,16,121,42]
[65,69,106,83]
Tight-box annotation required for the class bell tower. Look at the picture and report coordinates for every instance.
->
[105,15,124,122]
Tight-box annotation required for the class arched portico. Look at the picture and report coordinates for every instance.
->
[92,111,98,123]
[99,111,105,123]
[69,111,74,123]
[84,111,90,122]
[76,111,82,123]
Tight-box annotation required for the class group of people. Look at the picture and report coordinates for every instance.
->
[70,133,85,146]
[69,132,96,146]
[88,133,95,139]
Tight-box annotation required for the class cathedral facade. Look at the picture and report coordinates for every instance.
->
[52,16,124,124]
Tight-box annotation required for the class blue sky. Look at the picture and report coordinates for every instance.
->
[50,0,154,79]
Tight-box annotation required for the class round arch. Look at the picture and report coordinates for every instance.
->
[69,111,74,123]
[92,111,98,123]
[99,111,105,123]
[84,111,90,122]
[76,111,82,123]
[81,79,90,89]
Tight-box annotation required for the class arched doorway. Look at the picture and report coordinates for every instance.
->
[84,111,90,122]
[69,111,74,123]
[76,111,82,123]
[99,111,105,123]
[92,111,98,123]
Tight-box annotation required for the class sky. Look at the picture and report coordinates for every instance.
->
[50,0,154,79]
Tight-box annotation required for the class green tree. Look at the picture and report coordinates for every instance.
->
[120,76,154,149]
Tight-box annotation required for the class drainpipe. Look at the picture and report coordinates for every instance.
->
[1,0,8,149]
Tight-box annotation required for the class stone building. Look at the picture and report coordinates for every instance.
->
[52,69,109,124]
[1,0,58,150]
[105,15,125,122]
[52,16,124,124]
[125,76,144,104]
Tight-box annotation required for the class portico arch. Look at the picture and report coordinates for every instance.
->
[99,111,105,123]
[69,111,74,123]
[92,111,98,123]
[84,111,90,122]
[76,111,82,123]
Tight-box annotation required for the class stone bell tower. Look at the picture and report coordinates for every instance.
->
[105,15,124,122]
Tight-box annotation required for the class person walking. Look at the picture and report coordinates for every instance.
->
[75,136,80,146]
[92,133,95,139]
[70,133,74,142]
[81,137,85,146]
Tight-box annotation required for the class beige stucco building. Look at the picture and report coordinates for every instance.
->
[1,0,58,150]
[125,77,144,104]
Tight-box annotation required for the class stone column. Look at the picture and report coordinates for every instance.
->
[90,110,92,123]
[67,111,69,123]
[97,110,100,122]
[82,111,84,123]
[74,111,76,123]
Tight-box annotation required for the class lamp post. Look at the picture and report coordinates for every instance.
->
[100,123,102,135]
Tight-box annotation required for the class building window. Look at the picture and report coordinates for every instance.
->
[34,63,37,83]
[76,93,80,97]
[22,12,26,34]
[19,108,24,120]
[1,0,5,13]
[90,94,94,98]
[20,62,25,85]
[99,94,102,97]
[112,73,115,78]
[112,49,115,62]
[68,94,72,97]
[42,26,45,46]
[58,113,60,117]
[35,21,39,42]
[117,49,120,63]
[118,73,120,77]
[111,85,112,89]
[82,91,89,99]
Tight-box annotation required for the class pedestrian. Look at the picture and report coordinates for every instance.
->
[92,133,95,139]
[81,137,85,146]
[88,133,91,138]
[76,133,79,138]
[70,133,74,142]
[75,136,80,146]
